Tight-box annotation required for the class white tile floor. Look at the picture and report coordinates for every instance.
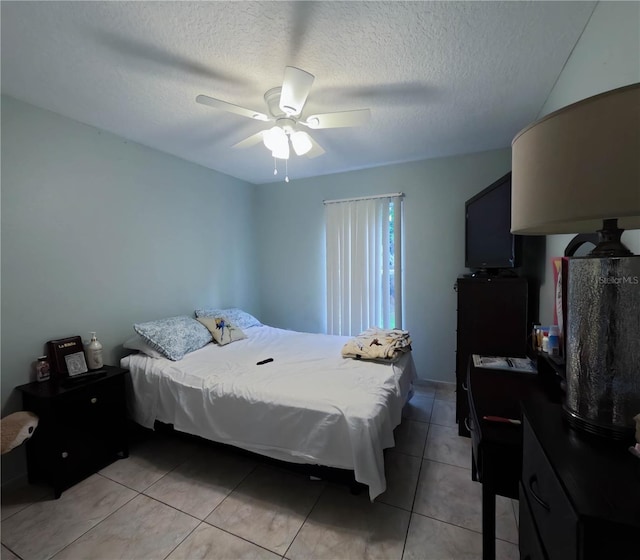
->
[1,381,520,560]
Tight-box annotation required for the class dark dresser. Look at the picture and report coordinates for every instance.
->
[455,276,529,436]
[520,397,640,560]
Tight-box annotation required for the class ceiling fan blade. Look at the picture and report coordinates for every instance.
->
[196,95,270,121]
[305,135,325,159]
[232,131,265,149]
[279,66,314,116]
[302,109,371,129]
[96,30,251,87]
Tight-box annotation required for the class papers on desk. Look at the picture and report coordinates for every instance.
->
[472,354,537,374]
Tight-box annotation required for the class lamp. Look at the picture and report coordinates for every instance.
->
[290,131,312,156]
[511,83,640,440]
[263,126,288,155]
[271,139,290,160]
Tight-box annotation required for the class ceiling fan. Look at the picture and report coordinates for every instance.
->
[196,66,371,179]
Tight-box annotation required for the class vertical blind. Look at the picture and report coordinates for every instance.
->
[325,193,404,336]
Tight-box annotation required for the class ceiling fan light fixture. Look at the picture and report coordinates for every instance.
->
[271,140,290,160]
[291,131,313,156]
[263,126,287,152]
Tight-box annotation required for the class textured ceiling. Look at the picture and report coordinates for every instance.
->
[1,1,597,184]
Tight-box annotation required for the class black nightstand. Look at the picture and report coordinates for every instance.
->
[17,365,129,498]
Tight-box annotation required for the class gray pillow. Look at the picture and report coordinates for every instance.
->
[134,316,212,361]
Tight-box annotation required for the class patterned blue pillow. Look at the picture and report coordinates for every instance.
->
[194,307,262,329]
[134,316,212,361]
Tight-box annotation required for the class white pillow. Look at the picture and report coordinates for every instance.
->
[123,335,165,359]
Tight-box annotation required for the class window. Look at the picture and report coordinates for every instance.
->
[325,194,404,336]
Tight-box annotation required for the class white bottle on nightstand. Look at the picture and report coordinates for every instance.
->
[86,332,104,370]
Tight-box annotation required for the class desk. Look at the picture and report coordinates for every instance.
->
[467,363,543,560]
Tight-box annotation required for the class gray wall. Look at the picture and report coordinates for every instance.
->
[254,150,512,383]
[1,96,258,483]
[536,0,640,324]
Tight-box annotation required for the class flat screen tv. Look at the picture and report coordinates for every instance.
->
[465,172,522,274]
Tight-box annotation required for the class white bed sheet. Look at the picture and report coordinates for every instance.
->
[121,325,417,500]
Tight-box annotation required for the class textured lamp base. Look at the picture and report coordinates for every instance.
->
[563,406,633,440]
[564,255,640,441]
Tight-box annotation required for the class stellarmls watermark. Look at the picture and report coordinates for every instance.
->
[598,276,639,285]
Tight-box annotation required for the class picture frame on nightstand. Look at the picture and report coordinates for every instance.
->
[64,351,88,376]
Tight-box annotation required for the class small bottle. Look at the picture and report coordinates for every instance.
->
[86,332,104,370]
[548,325,560,357]
[35,356,50,382]
[532,324,541,352]
[538,329,545,352]
[542,335,549,353]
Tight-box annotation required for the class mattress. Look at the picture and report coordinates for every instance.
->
[121,325,417,500]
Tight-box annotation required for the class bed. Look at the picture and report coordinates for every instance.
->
[121,321,417,500]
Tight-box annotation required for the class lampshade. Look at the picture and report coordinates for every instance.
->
[263,126,287,153]
[511,83,640,235]
[271,139,290,160]
[290,131,312,156]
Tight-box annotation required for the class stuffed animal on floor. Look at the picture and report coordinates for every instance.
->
[1,411,39,455]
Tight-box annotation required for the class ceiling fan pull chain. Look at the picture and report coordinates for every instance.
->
[285,159,290,183]
[273,157,278,176]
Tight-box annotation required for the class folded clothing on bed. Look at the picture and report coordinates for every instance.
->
[341,328,412,362]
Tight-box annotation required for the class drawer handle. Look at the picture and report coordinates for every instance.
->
[528,474,550,511]
[464,417,472,432]
[90,397,98,404]
[61,451,69,459]
[462,381,468,392]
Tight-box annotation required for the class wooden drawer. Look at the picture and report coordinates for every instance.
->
[522,418,578,560]
[58,375,126,433]
[466,374,480,477]
[457,378,471,437]
[519,482,548,560]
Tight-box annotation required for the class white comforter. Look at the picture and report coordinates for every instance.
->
[121,325,416,500]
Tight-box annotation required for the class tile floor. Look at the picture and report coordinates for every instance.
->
[1,381,520,560]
